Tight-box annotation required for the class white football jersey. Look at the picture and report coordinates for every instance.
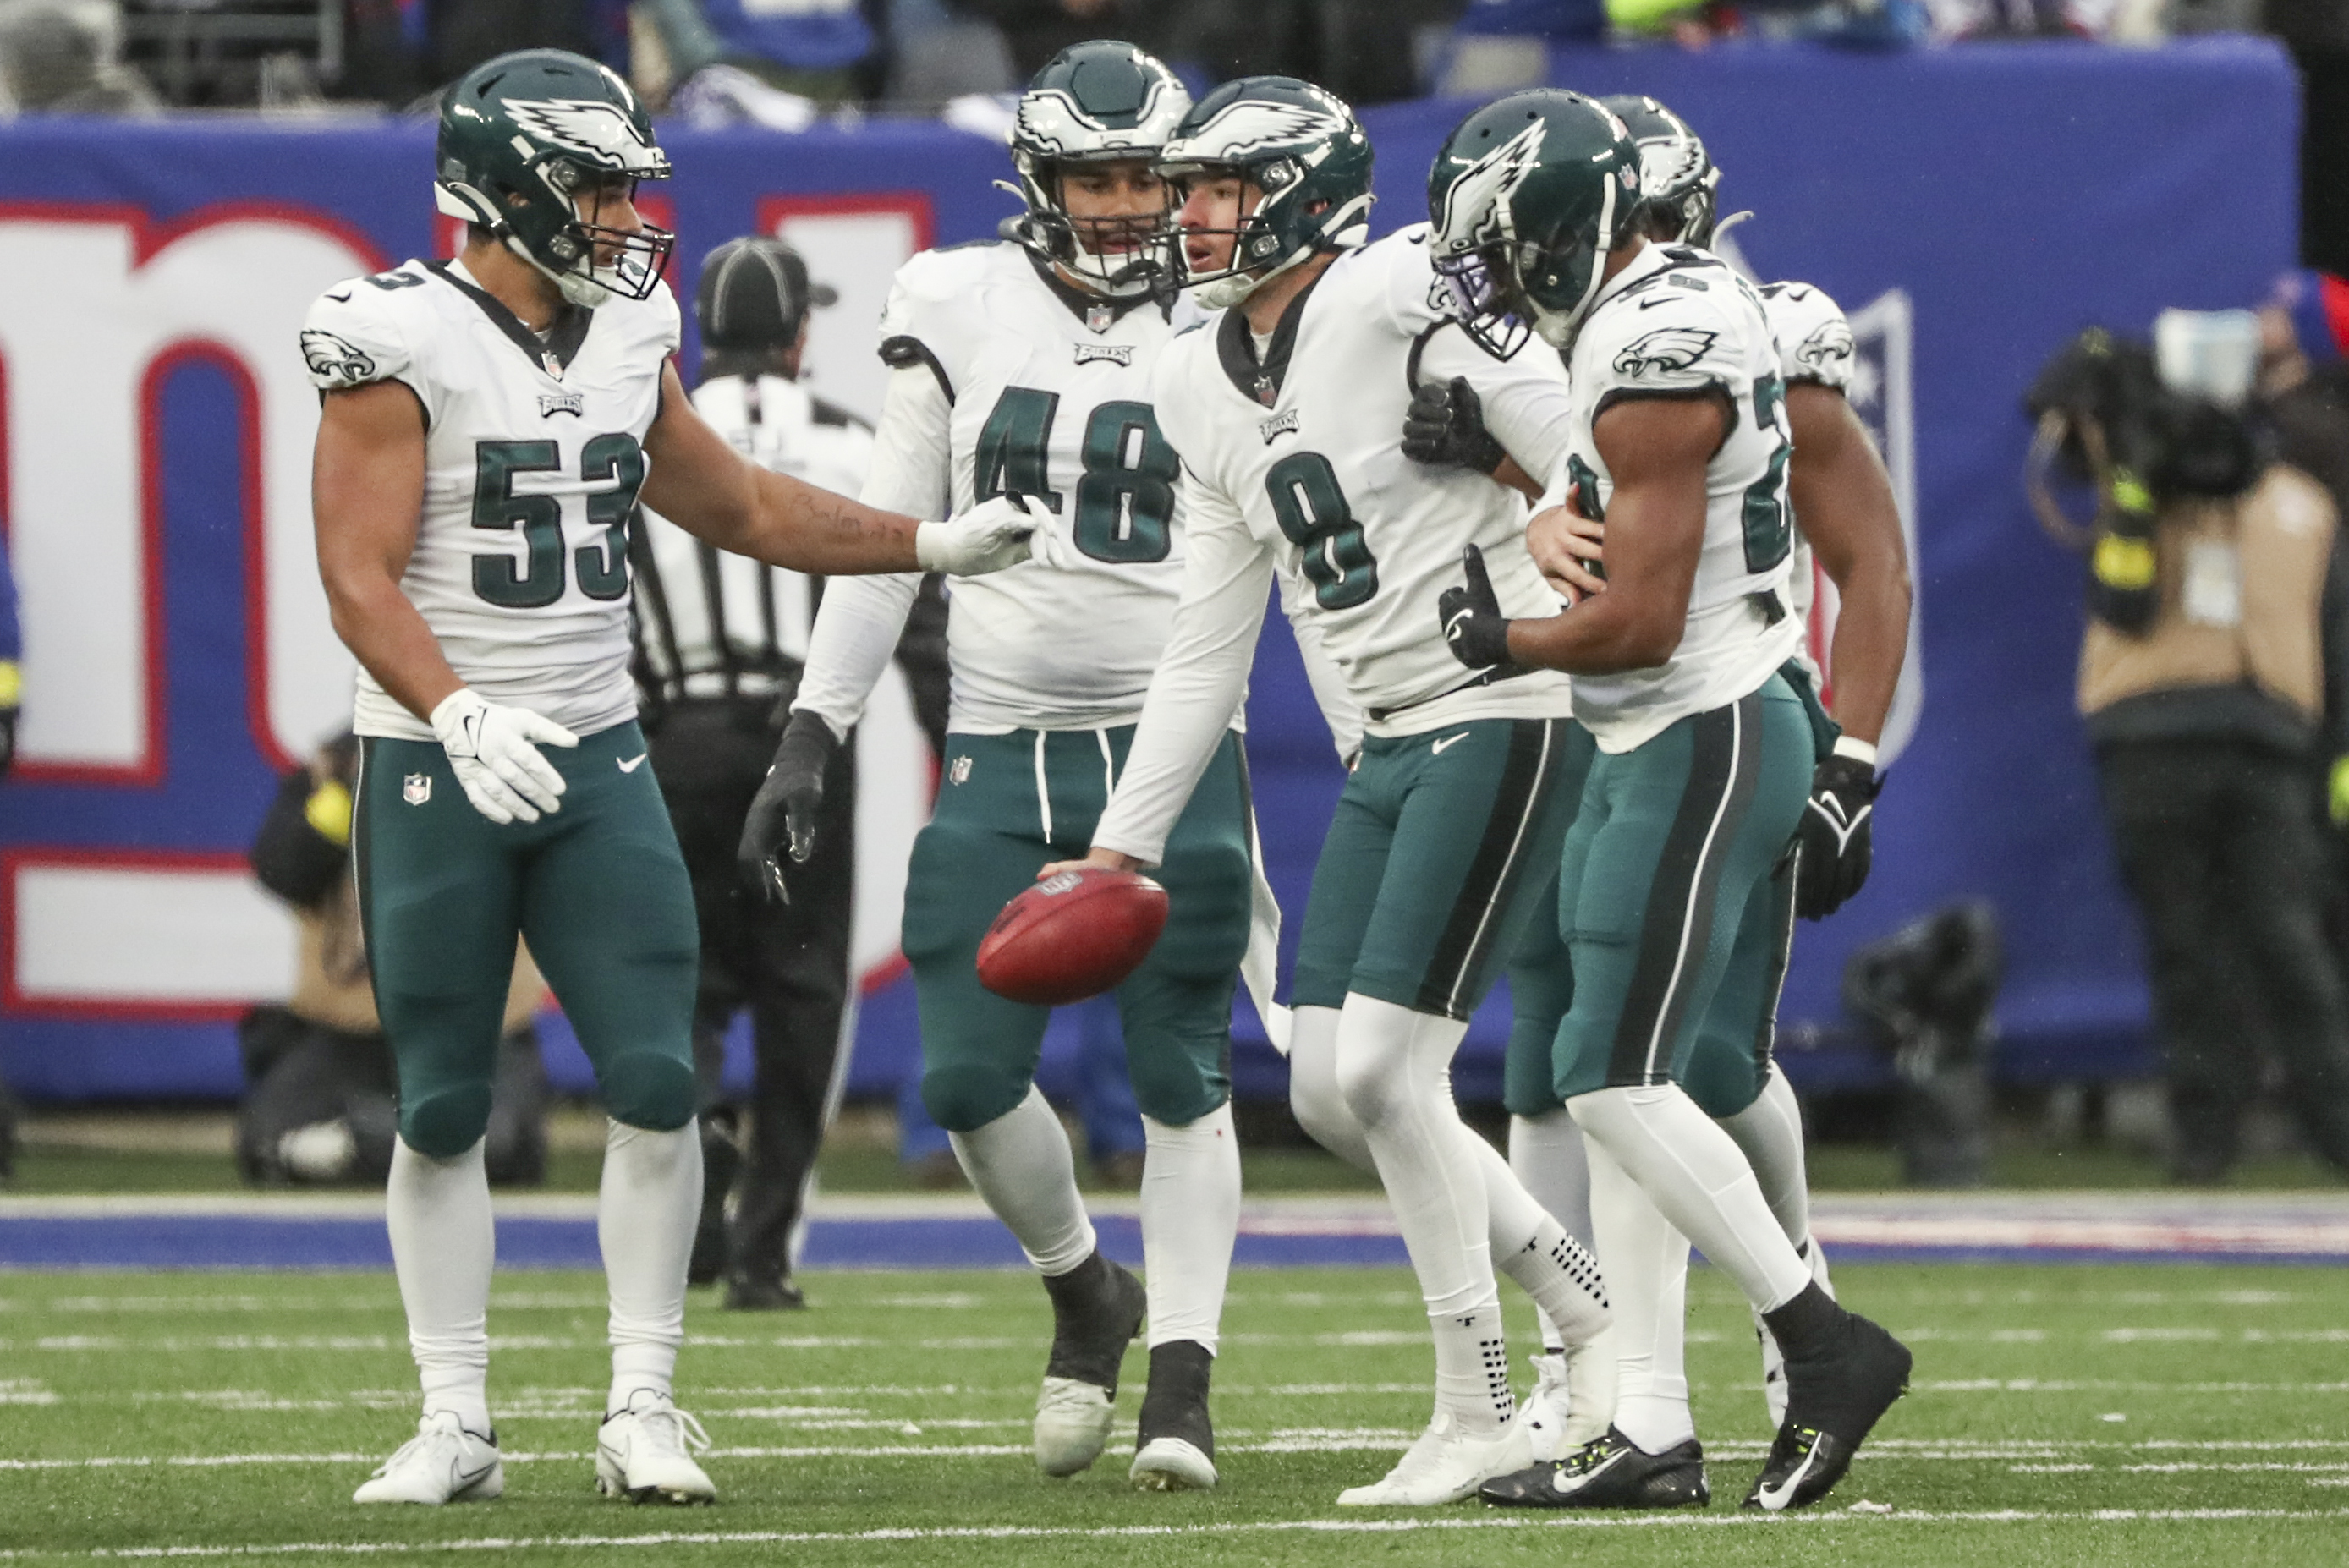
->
[1150,225,1575,735]
[1552,242,1804,752]
[870,240,1195,732]
[1760,279,1856,658]
[302,257,678,742]
[639,374,872,682]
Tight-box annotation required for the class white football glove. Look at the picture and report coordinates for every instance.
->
[429,688,579,825]
[915,494,1059,575]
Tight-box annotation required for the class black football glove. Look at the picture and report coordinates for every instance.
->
[737,710,840,904]
[1439,545,1512,670]
[1792,754,1882,920]
[1402,376,1507,475]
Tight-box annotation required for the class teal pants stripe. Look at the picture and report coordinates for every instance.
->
[1294,717,1574,1021]
[901,726,1253,1133]
[356,721,699,1156]
[1505,680,1812,1116]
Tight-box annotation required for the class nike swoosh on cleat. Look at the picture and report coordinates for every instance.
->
[1553,1449,1628,1494]
[1754,1444,1819,1510]
[1430,732,1471,755]
[617,754,648,772]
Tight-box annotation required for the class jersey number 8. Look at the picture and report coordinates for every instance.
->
[974,388,1177,564]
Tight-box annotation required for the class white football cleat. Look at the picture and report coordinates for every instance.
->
[1130,1437,1217,1492]
[1336,1409,1533,1506]
[1035,1376,1115,1478]
[1758,1240,1836,1428]
[1518,1353,1572,1463]
[596,1390,716,1505]
[352,1411,503,1505]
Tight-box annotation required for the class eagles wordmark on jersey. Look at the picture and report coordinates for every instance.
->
[1145,225,1574,742]
[1551,243,1806,751]
[830,240,1198,733]
[303,255,678,742]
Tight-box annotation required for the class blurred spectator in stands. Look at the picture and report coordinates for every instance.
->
[333,0,629,107]
[0,2,157,112]
[1161,0,1449,106]
[1431,0,1600,96]
[634,0,887,108]
[948,0,1154,80]
[2028,321,2349,1183]
[241,734,550,1186]
[634,237,950,1308]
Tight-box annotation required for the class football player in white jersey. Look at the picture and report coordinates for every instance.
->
[745,41,1268,1492]
[1039,76,1616,1508]
[1427,89,1913,1514]
[1420,94,1915,1507]
[305,50,1035,1509]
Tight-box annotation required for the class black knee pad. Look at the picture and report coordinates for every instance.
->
[601,1049,698,1132]
[400,1083,494,1160]
[921,1061,1030,1135]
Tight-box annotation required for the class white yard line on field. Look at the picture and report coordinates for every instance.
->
[3,1507,2348,1560]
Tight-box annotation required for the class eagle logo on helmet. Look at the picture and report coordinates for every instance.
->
[1173,99,1342,162]
[300,329,376,387]
[1434,120,1549,256]
[1015,79,1185,157]
[1613,326,1719,378]
[504,97,667,174]
[1797,320,1857,377]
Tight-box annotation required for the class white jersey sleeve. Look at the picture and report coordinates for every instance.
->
[303,277,431,414]
[792,366,946,737]
[1760,281,1857,392]
[1089,464,1274,867]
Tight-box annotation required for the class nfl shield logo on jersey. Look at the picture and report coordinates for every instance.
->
[403,773,431,805]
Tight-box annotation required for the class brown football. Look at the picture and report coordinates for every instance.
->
[975,866,1171,1006]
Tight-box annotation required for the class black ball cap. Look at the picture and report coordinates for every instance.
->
[694,237,838,351]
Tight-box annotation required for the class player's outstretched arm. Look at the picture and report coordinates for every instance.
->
[1786,383,1911,747]
[1463,396,1720,676]
[312,381,463,721]
[639,364,1036,578]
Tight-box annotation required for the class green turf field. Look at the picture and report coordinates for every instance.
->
[3,1262,2346,1565]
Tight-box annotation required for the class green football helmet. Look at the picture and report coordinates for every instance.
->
[1155,75,1374,310]
[1427,90,1641,357]
[1600,94,1720,247]
[1006,40,1191,299]
[436,49,673,310]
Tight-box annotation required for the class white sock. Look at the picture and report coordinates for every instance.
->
[1587,1136,1694,1453]
[387,1136,493,1434]
[1719,1062,1811,1250]
[1287,1004,1372,1169]
[1509,1108,1596,1352]
[1139,1103,1239,1353]
[600,1118,700,1414]
[1472,1130,1610,1347]
[1569,1083,1812,1313]
[1299,998,1598,1348]
[1334,994,1512,1434]
[951,1084,1096,1276]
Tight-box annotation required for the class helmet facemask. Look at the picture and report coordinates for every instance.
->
[1165,155,1371,310]
[1007,152,1176,300]
[531,162,674,308]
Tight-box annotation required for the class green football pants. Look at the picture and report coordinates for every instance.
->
[356,721,700,1157]
[1519,677,1811,1113]
[901,726,1254,1134]
[1293,716,1575,1021]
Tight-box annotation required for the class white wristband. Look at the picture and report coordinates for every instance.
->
[1832,736,1879,767]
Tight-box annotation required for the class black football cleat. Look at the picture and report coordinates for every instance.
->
[1479,1427,1710,1510]
[1034,1253,1149,1478]
[1745,1289,1912,1510]
[1130,1339,1217,1490]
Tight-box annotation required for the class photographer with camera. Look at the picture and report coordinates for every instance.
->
[2028,316,2349,1183]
